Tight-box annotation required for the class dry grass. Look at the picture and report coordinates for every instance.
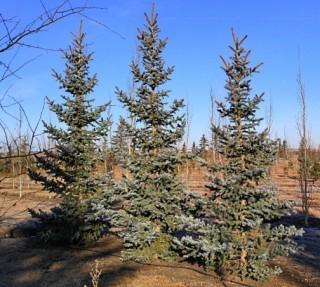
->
[112,274,213,287]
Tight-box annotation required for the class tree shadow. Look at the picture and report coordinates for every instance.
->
[0,228,248,287]
[276,212,320,286]
[3,211,320,287]
[0,234,137,287]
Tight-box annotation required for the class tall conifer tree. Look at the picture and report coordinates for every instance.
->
[173,30,302,280]
[114,7,186,261]
[29,24,112,245]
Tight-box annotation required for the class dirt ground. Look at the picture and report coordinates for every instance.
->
[1,195,320,287]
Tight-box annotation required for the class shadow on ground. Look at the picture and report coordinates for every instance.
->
[274,212,320,287]
[0,234,133,287]
[2,211,320,286]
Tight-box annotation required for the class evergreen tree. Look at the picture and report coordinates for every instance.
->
[100,134,113,172]
[100,107,113,173]
[173,30,302,280]
[281,139,288,159]
[111,116,131,168]
[181,142,187,154]
[29,24,112,245]
[198,134,208,159]
[191,141,198,155]
[114,7,186,261]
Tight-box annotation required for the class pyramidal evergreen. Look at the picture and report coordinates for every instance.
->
[181,142,187,154]
[191,141,198,155]
[198,134,208,159]
[29,24,112,245]
[111,116,131,168]
[114,7,186,261]
[173,30,303,280]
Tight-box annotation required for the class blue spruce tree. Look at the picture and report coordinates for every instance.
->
[173,30,303,280]
[113,7,187,261]
[29,24,112,245]
[111,117,131,168]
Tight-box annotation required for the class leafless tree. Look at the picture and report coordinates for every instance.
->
[0,0,113,82]
[209,88,222,164]
[209,89,216,163]
[184,100,192,178]
[296,68,318,226]
[265,98,273,136]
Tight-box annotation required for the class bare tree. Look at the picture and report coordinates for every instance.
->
[266,98,273,135]
[0,0,112,82]
[209,89,216,163]
[209,88,222,164]
[296,68,318,226]
[184,100,191,178]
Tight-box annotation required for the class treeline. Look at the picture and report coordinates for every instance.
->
[9,7,308,282]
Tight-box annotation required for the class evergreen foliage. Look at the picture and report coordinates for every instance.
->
[191,141,198,155]
[113,7,186,261]
[111,116,131,168]
[100,135,113,172]
[20,9,304,282]
[173,30,303,280]
[198,134,208,159]
[100,108,113,173]
[29,24,112,246]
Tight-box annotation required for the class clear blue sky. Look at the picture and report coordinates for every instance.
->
[2,0,320,147]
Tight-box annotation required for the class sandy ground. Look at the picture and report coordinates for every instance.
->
[1,195,320,287]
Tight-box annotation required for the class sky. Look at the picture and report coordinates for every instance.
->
[1,0,320,147]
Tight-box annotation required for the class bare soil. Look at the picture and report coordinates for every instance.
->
[1,195,320,287]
